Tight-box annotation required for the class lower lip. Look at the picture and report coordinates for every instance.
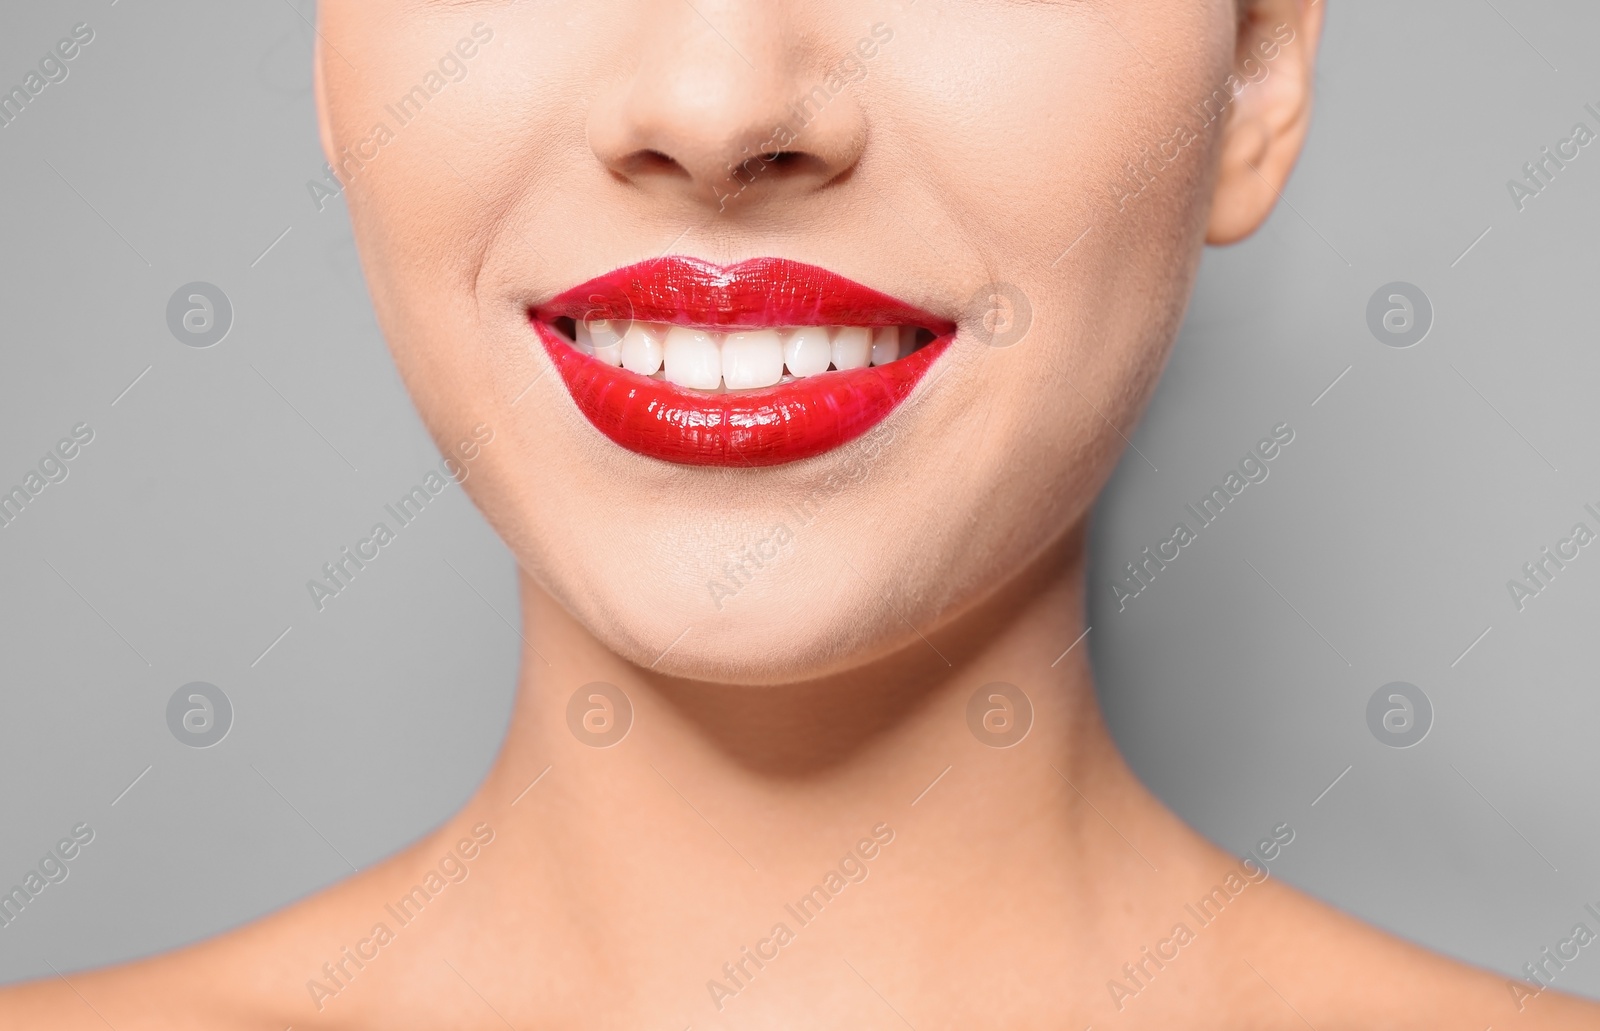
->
[532,320,950,467]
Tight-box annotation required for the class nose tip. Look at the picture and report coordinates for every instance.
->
[587,14,867,210]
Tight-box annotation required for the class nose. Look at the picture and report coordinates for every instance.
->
[587,4,868,212]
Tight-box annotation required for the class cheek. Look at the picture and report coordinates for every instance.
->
[880,9,1229,458]
[885,8,1231,252]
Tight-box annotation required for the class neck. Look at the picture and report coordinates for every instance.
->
[452,522,1195,1016]
[479,520,1116,824]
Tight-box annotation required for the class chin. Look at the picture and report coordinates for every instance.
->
[521,500,939,686]
[600,594,908,687]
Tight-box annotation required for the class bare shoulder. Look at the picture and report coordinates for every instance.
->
[0,880,357,1031]
[0,814,536,1031]
[0,824,490,1031]
[1225,874,1600,1029]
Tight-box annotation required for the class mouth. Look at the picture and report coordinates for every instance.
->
[530,257,954,467]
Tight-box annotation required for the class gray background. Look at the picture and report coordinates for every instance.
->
[0,0,1596,1000]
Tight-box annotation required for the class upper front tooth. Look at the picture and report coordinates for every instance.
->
[663,327,722,389]
[574,320,596,355]
[784,327,832,377]
[870,327,898,366]
[586,318,624,366]
[598,323,910,385]
[620,322,665,375]
[831,327,872,370]
[722,330,784,389]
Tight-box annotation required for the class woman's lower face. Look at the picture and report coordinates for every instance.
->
[317,0,1240,683]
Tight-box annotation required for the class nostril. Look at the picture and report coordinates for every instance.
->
[622,148,690,179]
[740,150,832,182]
[617,147,819,187]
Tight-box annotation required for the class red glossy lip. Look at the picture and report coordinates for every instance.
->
[531,257,954,467]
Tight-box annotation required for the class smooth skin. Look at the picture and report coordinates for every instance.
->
[5,0,1597,1027]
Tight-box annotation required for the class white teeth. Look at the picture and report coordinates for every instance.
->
[831,326,872,370]
[784,327,833,378]
[871,326,898,366]
[722,330,784,389]
[568,321,926,388]
[619,322,664,375]
[585,318,624,366]
[663,327,722,389]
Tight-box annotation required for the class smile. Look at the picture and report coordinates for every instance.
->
[531,257,953,466]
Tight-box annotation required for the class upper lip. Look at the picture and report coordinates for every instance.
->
[532,256,954,333]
